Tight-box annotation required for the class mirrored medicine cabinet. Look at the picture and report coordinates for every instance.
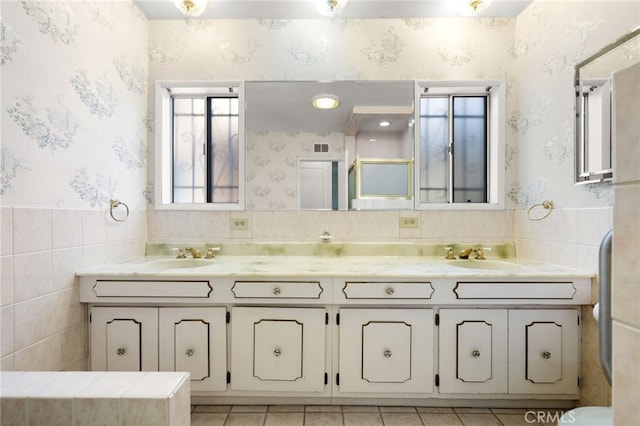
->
[574,27,640,184]
[156,79,505,211]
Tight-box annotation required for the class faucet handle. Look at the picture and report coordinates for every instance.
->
[444,247,456,260]
[475,247,492,260]
[205,247,221,259]
[175,247,187,259]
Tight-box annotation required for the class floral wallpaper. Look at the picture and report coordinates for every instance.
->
[1,1,149,209]
[147,17,519,210]
[2,1,636,213]
[513,1,638,209]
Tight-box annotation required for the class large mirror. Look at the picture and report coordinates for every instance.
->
[575,27,640,184]
[244,81,415,210]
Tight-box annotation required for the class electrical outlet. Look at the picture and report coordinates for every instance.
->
[399,216,419,229]
[230,217,250,230]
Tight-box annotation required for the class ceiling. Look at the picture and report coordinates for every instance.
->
[133,0,533,20]
[245,81,415,133]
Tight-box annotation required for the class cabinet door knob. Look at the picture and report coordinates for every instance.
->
[386,287,395,295]
[472,350,481,358]
[542,351,551,360]
[273,287,281,295]
[273,348,282,357]
[116,348,126,356]
[185,349,194,357]
[384,350,392,358]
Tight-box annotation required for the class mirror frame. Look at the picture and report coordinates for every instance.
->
[574,27,640,184]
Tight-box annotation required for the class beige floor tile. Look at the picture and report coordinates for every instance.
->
[264,412,304,426]
[305,405,342,412]
[341,405,379,413]
[457,413,503,426]
[494,413,532,426]
[269,405,306,412]
[343,412,383,426]
[224,412,267,426]
[380,412,424,426]
[417,407,455,413]
[304,412,344,426]
[230,405,268,412]
[190,412,227,426]
[193,405,231,413]
[379,406,418,412]
[420,413,464,426]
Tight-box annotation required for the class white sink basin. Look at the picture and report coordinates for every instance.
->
[447,259,521,270]
[144,259,215,270]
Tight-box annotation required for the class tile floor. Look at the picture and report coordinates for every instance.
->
[191,405,564,426]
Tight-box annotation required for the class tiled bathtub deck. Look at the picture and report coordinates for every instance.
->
[191,405,563,426]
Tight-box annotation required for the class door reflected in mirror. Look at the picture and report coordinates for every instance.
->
[299,160,342,210]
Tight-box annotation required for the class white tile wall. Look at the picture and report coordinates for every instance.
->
[0,207,146,371]
[611,62,640,423]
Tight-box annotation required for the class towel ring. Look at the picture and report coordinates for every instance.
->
[527,200,553,221]
[109,199,130,222]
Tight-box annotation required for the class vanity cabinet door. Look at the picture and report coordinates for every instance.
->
[230,307,326,393]
[338,308,434,394]
[159,308,227,392]
[90,307,158,372]
[508,309,579,395]
[439,309,507,394]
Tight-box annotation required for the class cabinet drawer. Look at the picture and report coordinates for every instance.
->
[232,281,323,299]
[342,282,433,299]
[453,282,577,300]
[93,281,212,298]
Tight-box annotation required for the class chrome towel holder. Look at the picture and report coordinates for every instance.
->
[526,200,553,221]
[109,199,130,222]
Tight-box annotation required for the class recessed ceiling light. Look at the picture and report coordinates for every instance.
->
[379,121,391,127]
[312,94,340,110]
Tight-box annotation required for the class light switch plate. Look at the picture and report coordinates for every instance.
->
[231,217,250,230]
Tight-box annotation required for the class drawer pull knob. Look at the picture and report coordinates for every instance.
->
[274,348,282,357]
[384,350,392,358]
[542,351,551,360]
[116,348,126,356]
[386,287,395,295]
[472,350,481,358]
[185,349,194,357]
[273,287,281,295]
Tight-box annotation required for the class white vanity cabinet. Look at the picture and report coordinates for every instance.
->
[79,259,592,405]
[230,306,327,393]
[439,308,580,396]
[90,306,228,392]
[338,308,434,394]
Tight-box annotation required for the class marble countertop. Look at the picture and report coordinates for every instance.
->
[76,254,593,279]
